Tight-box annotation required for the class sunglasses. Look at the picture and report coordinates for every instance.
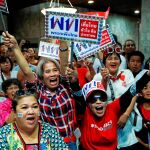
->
[15,89,36,97]
[88,94,107,104]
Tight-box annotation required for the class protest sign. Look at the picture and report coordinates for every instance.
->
[38,41,71,62]
[73,25,115,60]
[38,41,59,60]
[0,0,9,13]
[45,11,104,44]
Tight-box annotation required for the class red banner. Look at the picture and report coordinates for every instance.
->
[80,7,110,19]
[0,0,9,13]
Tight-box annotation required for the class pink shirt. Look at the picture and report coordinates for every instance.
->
[0,98,12,127]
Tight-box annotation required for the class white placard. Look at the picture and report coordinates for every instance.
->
[38,41,59,60]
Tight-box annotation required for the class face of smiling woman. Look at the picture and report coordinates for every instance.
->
[42,61,60,91]
[89,100,107,117]
[15,95,40,132]
[105,53,121,76]
[141,81,150,100]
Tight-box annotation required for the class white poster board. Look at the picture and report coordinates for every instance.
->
[73,25,115,60]
[45,11,104,44]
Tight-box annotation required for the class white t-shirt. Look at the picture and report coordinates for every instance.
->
[93,69,134,102]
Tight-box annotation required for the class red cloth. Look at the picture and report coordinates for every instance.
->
[80,99,121,150]
[140,104,150,121]
[77,67,88,88]
[0,98,12,127]
[109,72,125,82]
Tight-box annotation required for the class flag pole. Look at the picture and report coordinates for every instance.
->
[0,11,7,31]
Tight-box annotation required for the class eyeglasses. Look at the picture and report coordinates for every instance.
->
[15,89,36,97]
[88,94,107,104]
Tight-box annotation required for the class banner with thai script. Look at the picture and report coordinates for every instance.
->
[73,24,115,60]
[0,0,9,13]
[38,41,71,62]
[38,41,59,60]
[45,11,104,44]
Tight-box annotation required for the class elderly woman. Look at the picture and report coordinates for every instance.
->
[0,78,22,127]
[79,67,150,150]
[0,89,68,149]
[93,45,134,101]
[2,32,83,150]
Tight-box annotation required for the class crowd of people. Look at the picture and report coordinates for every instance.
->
[0,31,150,150]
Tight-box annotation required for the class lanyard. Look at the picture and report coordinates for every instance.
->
[109,80,115,100]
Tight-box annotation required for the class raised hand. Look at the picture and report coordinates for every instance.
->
[101,67,109,81]
[65,66,78,83]
[2,31,19,50]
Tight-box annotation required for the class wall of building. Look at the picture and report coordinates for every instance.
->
[139,0,150,61]
[0,3,139,50]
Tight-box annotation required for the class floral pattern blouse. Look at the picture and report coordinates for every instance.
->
[0,122,68,150]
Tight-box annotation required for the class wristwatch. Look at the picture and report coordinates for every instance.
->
[59,47,68,52]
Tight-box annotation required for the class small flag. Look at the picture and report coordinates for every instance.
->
[0,0,9,13]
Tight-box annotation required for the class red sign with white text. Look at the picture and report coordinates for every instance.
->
[79,20,98,39]
[100,28,111,46]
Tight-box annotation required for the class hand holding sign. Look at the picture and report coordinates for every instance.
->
[2,31,19,50]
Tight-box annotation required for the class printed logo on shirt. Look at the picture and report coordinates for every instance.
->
[91,120,112,131]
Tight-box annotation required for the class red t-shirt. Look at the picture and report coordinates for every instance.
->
[77,67,88,88]
[80,99,121,150]
[140,104,150,121]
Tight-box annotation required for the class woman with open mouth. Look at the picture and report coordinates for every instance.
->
[0,78,22,127]
[79,66,150,150]
[2,31,82,150]
[0,89,68,149]
[93,44,140,150]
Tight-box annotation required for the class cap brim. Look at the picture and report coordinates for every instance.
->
[86,89,107,102]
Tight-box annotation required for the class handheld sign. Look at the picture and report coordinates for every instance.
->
[38,41,71,62]
[0,0,9,13]
[73,24,115,60]
[45,11,104,44]
[38,41,59,60]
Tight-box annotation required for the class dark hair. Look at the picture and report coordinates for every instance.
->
[2,78,22,93]
[103,52,121,65]
[0,56,13,71]
[12,89,38,112]
[87,90,107,103]
[123,39,136,49]
[127,51,145,64]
